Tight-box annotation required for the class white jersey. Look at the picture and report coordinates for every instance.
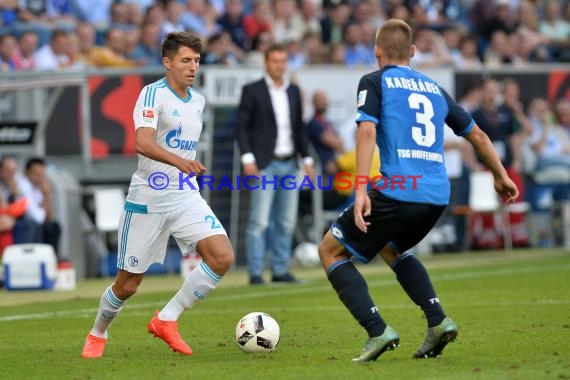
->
[126,77,205,213]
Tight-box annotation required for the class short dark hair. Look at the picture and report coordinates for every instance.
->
[376,19,412,61]
[264,43,286,60]
[161,32,202,59]
[25,157,46,172]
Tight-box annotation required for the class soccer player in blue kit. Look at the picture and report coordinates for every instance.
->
[318,19,519,363]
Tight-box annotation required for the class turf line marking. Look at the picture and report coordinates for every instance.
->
[1,263,569,322]
[2,299,570,322]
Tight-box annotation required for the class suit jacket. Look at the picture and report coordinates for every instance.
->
[236,78,310,170]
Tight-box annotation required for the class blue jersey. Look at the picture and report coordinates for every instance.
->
[355,65,474,205]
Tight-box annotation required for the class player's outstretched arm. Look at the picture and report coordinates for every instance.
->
[464,124,519,204]
[135,127,206,175]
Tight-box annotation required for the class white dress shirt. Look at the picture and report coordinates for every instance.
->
[18,176,46,224]
[33,44,70,71]
[265,75,294,157]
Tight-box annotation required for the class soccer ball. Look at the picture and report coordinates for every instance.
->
[235,312,280,353]
[294,242,321,267]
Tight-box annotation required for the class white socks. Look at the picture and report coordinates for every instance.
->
[88,261,222,338]
[90,285,125,339]
[158,261,222,321]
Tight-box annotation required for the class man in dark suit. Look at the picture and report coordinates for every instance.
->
[237,43,314,285]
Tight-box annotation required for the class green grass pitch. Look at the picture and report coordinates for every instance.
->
[1,249,569,380]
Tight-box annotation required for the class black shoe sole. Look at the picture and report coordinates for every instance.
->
[414,330,458,359]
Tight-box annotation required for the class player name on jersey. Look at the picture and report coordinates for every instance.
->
[397,148,443,163]
[384,76,442,95]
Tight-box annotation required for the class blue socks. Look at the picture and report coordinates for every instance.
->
[391,253,445,327]
[327,259,387,338]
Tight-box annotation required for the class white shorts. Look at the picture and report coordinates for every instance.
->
[117,195,227,273]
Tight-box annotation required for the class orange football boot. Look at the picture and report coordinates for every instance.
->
[147,310,193,355]
[81,334,107,358]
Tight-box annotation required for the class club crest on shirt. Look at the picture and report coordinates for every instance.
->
[128,256,139,267]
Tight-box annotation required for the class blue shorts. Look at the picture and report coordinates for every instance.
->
[330,191,445,263]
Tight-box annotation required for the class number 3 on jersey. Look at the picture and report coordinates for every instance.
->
[408,93,436,147]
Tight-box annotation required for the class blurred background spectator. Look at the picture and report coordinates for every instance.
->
[217,0,247,49]
[161,0,185,34]
[243,0,272,41]
[180,0,221,39]
[471,77,530,248]
[411,26,453,68]
[320,1,351,45]
[34,28,73,70]
[17,158,62,257]
[88,27,137,67]
[202,30,243,65]
[0,33,17,71]
[12,29,38,69]
[129,21,162,65]
[73,0,114,30]
[242,29,272,67]
[539,0,570,61]
[527,97,570,173]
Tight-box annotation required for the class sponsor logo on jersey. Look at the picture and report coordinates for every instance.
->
[331,225,344,240]
[166,123,198,151]
[357,90,367,107]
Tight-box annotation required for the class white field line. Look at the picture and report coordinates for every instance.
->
[1,264,569,323]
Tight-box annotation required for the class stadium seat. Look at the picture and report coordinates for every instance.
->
[468,171,530,251]
[3,243,57,290]
[93,188,125,233]
[93,188,125,275]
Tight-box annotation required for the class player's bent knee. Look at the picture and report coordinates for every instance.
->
[113,281,138,300]
[215,249,235,272]
[202,245,234,275]
[113,271,143,299]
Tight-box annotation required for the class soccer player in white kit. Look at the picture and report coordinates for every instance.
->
[81,32,235,358]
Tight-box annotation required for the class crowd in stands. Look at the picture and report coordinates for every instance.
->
[0,0,569,71]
